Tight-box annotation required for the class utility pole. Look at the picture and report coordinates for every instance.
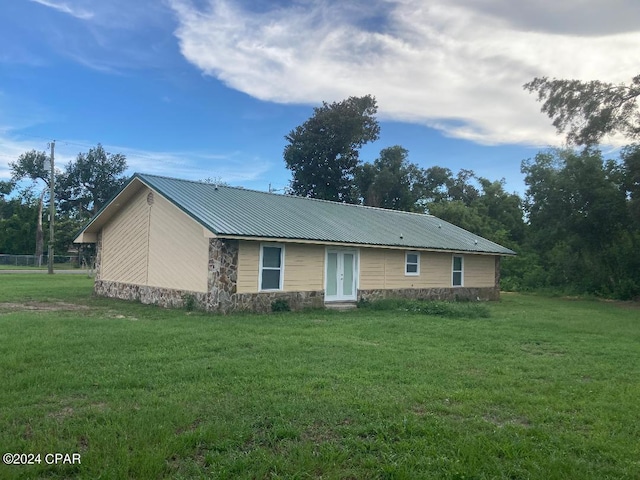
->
[48,140,55,275]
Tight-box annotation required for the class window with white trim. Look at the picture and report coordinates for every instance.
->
[260,244,284,291]
[452,255,463,287]
[405,251,420,276]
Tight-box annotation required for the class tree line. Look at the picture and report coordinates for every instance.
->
[2,74,639,298]
[283,89,640,299]
[0,144,127,257]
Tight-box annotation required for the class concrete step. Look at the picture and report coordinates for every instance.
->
[325,301,358,311]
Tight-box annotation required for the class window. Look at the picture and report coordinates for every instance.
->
[405,251,420,276]
[260,244,284,291]
[452,255,463,287]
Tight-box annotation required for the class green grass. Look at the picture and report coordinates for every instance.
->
[0,276,639,479]
[0,264,84,270]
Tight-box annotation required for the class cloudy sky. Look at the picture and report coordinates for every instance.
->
[1,0,638,194]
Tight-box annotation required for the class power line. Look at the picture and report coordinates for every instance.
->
[2,134,167,161]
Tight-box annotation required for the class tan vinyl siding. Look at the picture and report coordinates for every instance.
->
[237,241,324,294]
[359,248,495,289]
[463,254,496,287]
[360,248,454,289]
[283,243,324,292]
[237,241,260,293]
[101,186,208,292]
[238,245,497,293]
[101,186,149,284]
[359,248,386,289]
[147,192,208,293]
[424,253,454,287]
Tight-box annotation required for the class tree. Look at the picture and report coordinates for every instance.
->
[422,166,454,203]
[0,193,39,254]
[474,177,526,244]
[9,150,53,187]
[447,169,480,205]
[284,95,380,202]
[8,144,128,256]
[521,148,639,297]
[621,144,640,225]
[58,144,128,219]
[523,149,629,252]
[9,150,58,259]
[0,180,13,199]
[426,174,525,247]
[420,167,482,206]
[524,75,640,146]
[427,200,487,236]
[355,146,426,211]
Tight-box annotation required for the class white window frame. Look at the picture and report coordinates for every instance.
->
[452,255,464,287]
[259,243,285,291]
[405,251,420,276]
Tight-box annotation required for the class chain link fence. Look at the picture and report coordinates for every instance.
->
[0,254,95,270]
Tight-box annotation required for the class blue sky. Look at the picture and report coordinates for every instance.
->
[1,0,638,195]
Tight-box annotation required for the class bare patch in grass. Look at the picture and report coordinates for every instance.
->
[48,406,75,420]
[300,422,340,444]
[78,435,90,452]
[0,301,91,312]
[89,402,108,412]
[411,405,427,417]
[175,418,202,436]
[483,412,531,429]
[22,423,33,440]
[105,312,139,321]
[520,341,566,356]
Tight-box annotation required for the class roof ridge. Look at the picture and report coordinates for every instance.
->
[136,172,435,218]
[77,173,515,255]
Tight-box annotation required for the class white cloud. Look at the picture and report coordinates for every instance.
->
[29,0,94,20]
[17,0,177,74]
[0,138,270,193]
[169,0,640,147]
[447,0,640,36]
[114,145,272,184]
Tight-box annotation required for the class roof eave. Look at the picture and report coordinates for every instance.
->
[215,233,516,255]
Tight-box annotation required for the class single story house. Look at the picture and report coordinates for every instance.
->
[74,173,515,313]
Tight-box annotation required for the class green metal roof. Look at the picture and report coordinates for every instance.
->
[79,173,515,255]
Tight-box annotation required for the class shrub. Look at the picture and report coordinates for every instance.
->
[182,294,197,312]
[358,298,490,319]
[271,298,291,312]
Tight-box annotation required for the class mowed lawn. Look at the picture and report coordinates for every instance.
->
[0,276,638,479]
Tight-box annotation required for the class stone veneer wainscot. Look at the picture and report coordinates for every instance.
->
[93,238,499,313]
[94,237,324,313]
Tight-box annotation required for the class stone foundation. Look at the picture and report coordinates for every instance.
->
[93,236,326,313]
[94,280,208,308]
[94,281,498,313]
[358,286,500,303]
[94,280,323,313]
[209,290,325,314]
[94,235,500,313]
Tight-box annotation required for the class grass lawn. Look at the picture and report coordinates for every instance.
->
[0,264,85,271]
[0,276,638,479]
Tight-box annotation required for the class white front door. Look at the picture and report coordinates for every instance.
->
[325,249,358,302]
